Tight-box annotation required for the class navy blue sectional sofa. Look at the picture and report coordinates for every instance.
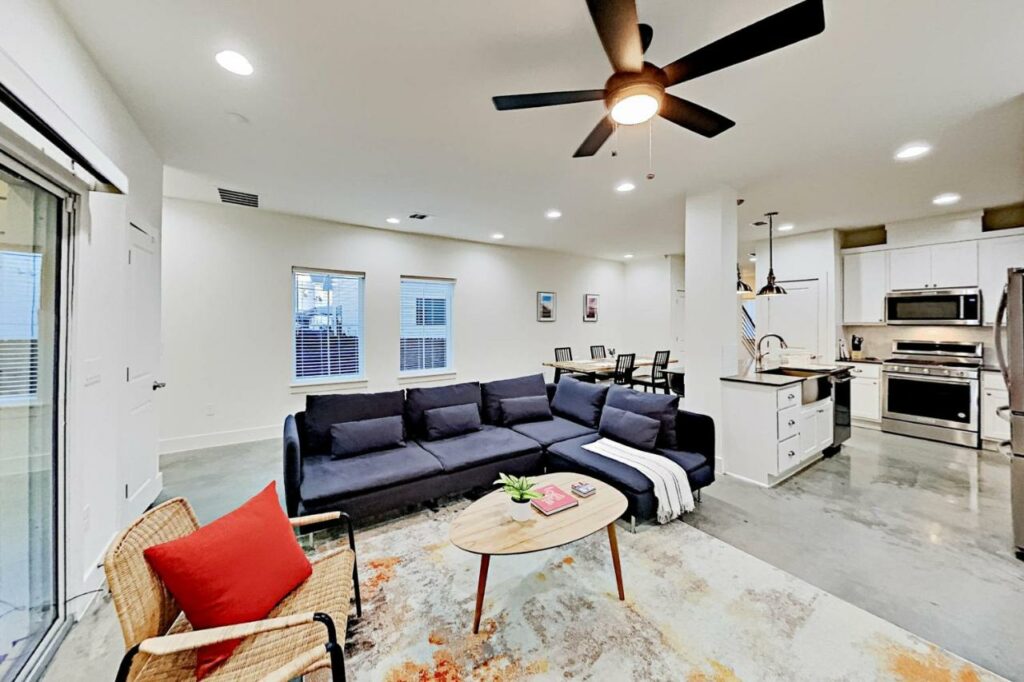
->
[283,374,714,527]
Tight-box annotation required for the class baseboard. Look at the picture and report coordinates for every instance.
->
[160,424,278,454]
[852,419,882,431]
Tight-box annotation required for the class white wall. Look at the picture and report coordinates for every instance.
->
[160,198,628,452]
[0,0,163,616]
[621,256,672,356]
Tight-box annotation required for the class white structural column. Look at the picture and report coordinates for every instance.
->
[684,187,739,468]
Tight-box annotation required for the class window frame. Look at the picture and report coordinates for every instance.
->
[399,276,455,377]
[291,267,366,385]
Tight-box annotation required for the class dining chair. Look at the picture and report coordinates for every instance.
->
[590,345,607,359]
[632,350,671,394]
[553,347,573,383]
[612,353,636,386]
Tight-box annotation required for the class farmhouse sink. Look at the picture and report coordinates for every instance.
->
[758,368,832,404]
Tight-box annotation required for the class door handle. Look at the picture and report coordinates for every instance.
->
[152,381,167,391]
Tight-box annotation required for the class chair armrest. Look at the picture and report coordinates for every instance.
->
[290,510,356,552]
[676,409,715,460]
[138,612,317,656]
[259,644,329,682]
[283,414,303,517]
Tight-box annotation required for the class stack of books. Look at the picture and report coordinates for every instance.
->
[530,484,579,515]
[571,481,596,497]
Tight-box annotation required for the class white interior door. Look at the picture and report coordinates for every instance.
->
[759,279,822,358]
[121,222,161,522]
[671,290,685,359]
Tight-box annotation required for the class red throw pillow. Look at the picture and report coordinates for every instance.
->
[143,482,312,679]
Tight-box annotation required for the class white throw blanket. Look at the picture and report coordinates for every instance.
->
[582,438,694,523]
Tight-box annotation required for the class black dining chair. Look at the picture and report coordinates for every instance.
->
[554,347,573,383]
[590,345,607,359]
[632,350,671,394]
[612,353,636,386]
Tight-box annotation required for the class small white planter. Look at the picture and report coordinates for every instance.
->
[509,499,534,522]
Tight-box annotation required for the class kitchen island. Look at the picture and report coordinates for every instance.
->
[721,365,846,486]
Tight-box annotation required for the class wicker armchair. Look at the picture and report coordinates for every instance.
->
[104,498,361,682]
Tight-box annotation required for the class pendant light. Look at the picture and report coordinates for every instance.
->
[736,264,753,295]
[756,211,787,297]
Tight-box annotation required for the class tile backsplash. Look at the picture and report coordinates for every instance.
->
[841,325,998,365]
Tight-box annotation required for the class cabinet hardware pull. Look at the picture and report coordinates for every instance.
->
[788,419,796,426]
[788,451,795,457]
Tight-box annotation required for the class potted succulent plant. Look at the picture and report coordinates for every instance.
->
[494,473,542,522]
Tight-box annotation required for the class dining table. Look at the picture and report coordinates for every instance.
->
[542,356,678,382]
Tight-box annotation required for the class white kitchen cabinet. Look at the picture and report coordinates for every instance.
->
[798,398,833,461]
[888,241,978,290]
[979,236,1024,325]
[851,378,881,421]
[982,388,1011,442]
[843,251,887,324]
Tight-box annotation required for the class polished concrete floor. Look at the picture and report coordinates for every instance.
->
[44,427,1024,680]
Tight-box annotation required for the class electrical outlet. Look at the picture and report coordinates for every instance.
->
[205,404,215,417]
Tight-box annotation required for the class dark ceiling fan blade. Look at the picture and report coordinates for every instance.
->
[492,90,606,111]
[662,0,825,86]
[573,116,615,157]
[585,0,644,73]
[639,23,653,54]
[659,95,735,137]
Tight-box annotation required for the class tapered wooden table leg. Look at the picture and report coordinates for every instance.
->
[473,554,491,633]
[607,523,625,601]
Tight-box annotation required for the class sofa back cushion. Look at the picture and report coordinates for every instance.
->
[405,381,483,439]
[330,415,406,459]
[480,373,547,424]
[551,377,609,428]
[500,395,553,426]
[599,405,661,451]
[605,385,679,449]
[305,390,405,454]
[423,403,483,441]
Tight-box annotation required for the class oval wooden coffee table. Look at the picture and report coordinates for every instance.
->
[450,472,628,633]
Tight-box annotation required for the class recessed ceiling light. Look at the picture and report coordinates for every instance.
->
[616,181,636,193]
[623,254,634,259]
[215,50,254,76]
[894,142,932,161]
[932,192,961,206]
[545,209,562,219]
[386,217,400,224]
[778,223,794,232]
[491,233,505,240]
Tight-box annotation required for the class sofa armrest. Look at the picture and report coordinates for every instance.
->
[546,382,557,403]
[676,409,715,461]
[283,414,303,517]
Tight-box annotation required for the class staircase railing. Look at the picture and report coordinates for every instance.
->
[739,306,756,360]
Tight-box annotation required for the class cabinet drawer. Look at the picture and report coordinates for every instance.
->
[777,434,800,472]
[983,370,1007,392]
[777,386,800,410]
[778,405,799,441]
[839,362,880,379]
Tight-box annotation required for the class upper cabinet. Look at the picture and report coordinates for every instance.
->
[843,251,887,324]
[979,236,1024,325]
[888,241,978,290]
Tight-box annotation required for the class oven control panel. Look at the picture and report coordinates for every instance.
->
[882,363,979,380]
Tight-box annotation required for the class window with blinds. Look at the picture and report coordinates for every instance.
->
[0,251,42,398]
[293,269,364,381]
[400,277,454,374]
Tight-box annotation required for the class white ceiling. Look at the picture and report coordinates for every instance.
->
[57,0,1024,259]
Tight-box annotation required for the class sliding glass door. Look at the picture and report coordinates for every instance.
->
[0,162,63,681]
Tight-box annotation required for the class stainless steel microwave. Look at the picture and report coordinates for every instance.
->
[885,288,982,326]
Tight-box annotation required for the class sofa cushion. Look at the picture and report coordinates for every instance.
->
[510,415,595,447]
[418,425,541,472]
[500,395,552,426]
[546,433,653,495]
[480,373,547,424]
[656,447,711,474]
[330,415,405,459]
[550,378,609,428]
[300,443,444,506]
[605,385,679,449]
[305,390,405,454]
[424,403,482,441]
[405,382,482,439]
[599,405,661,451]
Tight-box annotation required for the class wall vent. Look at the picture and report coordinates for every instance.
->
[408,213,431,220]
[218,188,259,208]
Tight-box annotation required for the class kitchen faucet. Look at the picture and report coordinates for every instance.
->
[755,334,788,372]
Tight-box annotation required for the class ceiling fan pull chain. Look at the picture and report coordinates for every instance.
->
[611,120,619,157]
[646,118,655,180]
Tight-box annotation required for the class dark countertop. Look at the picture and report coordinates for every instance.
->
[835,357,884,364]
[721,373,803,387]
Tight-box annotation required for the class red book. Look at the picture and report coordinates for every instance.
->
[530,484,579,516]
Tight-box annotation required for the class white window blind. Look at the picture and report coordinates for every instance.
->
[293,269,364,381]
[0,251,41,398]
[400,277,453,373]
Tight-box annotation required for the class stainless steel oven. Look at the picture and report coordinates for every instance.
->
[885,288,982,325]
[880,340,982,447]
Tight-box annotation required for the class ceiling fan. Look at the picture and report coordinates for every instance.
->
[492,0,825,157]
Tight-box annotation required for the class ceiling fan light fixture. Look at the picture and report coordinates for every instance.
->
[609,82,663,125]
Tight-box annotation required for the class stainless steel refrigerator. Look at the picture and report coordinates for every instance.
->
[994,267,1024,561]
